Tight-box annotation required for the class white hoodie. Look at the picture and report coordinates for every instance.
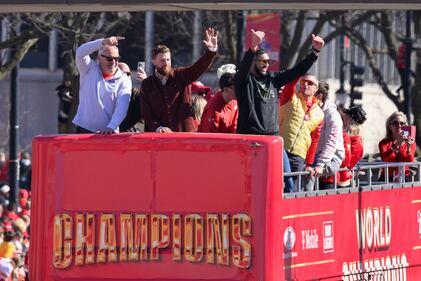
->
[314,100,345,168]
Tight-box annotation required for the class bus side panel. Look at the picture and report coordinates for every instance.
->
[30,133,284,281]
[280,187,421,280]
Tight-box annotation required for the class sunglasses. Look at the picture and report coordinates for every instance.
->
[100,55,121,62]
[125,72,131,76]
[300,79,317,86]
[256,59,270,65]
[391,121,405,127]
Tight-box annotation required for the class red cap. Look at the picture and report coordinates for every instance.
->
[19,189,29,199]
[191,81,211,94]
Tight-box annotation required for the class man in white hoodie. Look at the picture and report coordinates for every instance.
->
[304,81,345,190]
[73,36,132,134]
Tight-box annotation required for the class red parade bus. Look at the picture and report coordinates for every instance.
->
[30,133,421,281]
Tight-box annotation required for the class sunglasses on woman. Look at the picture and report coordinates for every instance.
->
[391,121,405,127]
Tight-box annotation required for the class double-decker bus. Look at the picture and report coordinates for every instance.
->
[30,133,421,281]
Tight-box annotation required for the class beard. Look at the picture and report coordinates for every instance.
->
[156,66,171,76]
[253,64,266,79]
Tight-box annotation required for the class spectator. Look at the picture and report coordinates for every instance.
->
[118,62,147,133]
[199,72,238,133]
[279,75,324,191]
[55,80,73,133]
[0,230,15,259]
[379,111,416,182]
[336,105,367,187]
[141,28,218,133]
[72,36,132,134]
[234,29,324,193]
[0,258,13,281]
[191,95,207,131]
[305,81,344,190]
[0,152,6,170]
[191,81,213,101]
[19,152,31,190]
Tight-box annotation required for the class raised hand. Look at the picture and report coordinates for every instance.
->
[203,27,219,50]
[102,36,125,47]
[251,29,265,51]
[312,34,324,52]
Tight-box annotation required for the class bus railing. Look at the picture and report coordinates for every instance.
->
[283,161,421,198]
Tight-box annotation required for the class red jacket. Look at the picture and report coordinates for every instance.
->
[198,92,238,133]
[379,137,416,178]
[338,133,364,182]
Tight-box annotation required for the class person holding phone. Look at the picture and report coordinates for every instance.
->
[118,62,147,132]
[73,36,132,134]
[379,111,416,182]
[141,27,218,133]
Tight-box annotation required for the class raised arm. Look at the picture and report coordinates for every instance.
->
[234,29,265,99]
[273,34,325,88]
[76,36,125,77]
[175,28,218,87]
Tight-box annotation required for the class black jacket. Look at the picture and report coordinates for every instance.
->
[120,88,145,133]
[235,49,318,135]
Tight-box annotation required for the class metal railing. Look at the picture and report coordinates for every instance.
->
[283,161,421,198]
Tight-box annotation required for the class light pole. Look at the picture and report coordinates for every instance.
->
[403,10,412,123]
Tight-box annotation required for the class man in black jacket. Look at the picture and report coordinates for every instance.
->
[235,29,324,135]
[234,29,324,192]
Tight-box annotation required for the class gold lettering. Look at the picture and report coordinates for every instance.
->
[184,214,204,262]
[231,214,252,269]
[134,214,148,261]
[206,214,229,265]
[53,214,73,269]
[75,213,95,265]
[97,214,117,263]
[151,214,170,260]
[119,214,137,262]
[172,214,182,261]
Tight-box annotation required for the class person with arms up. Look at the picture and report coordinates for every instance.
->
[234,29,324,193]
[73,36,132,134]
[141,27,218,133]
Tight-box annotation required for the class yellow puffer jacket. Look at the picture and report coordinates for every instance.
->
[279,93,324,159]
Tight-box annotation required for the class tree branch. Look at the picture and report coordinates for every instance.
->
[345,26,403,111]
[0,38,38,80]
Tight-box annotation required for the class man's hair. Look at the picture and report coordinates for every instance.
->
[152,44,170,58]
[98,45,118,56]
[219,72,234,90]
[316,81,329,103]
[256,49,267,56]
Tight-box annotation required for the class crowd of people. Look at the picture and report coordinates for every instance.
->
[0,155,31,281]
[68,27,417,192]
[0,27,417,280]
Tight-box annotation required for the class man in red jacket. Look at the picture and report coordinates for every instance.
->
[199,72,238,133]
[141,28,218,133]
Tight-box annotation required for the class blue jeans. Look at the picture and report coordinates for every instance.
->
[283,149,294,193]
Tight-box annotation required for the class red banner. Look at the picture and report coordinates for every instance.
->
[245,13,281,71]
[281,189,421,280]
